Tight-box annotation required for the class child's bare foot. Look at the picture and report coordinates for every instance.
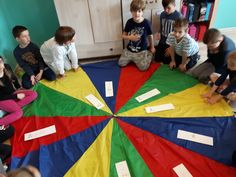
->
[57,73,66,79]
[73,67,78,72]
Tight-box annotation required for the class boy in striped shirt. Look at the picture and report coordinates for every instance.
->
[166,18,199,72]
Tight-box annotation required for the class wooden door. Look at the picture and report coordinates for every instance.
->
[122,0,181,33]
[54,0,123,59]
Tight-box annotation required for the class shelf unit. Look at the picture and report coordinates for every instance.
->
[181,0,219,41]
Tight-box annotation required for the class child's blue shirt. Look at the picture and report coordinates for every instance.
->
[215,67,236,96]
[206,35,236,73]
[125,18,152,53]
[159,10,182,44]
[13,42,45,76]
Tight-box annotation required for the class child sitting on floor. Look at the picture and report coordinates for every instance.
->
[202,51,236,104]
[166,18,199,72]
[12,25,56,89]
[40,26,79,78]
[154,0,182,64]
[118,0,155,71]
[0,56,37,127]
[0,125,14,170]
[191,28,235,84]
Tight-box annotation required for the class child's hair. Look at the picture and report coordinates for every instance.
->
[227,51,236,68]
[203,28,223,44]
[173,18,188,30]
[12,25,28,38]
[162,0,175,8]
[54,26,75,45]
[130,0,146,12]
[0,56,14,86]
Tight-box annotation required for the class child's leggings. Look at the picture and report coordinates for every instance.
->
[0,90,37,125]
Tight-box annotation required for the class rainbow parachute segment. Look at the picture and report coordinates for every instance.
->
[11,61,236,177]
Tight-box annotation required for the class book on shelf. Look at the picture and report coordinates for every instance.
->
[205,2,213,20]
[189,24,198,40]
[188,3,195,22]
[192,3,200,22]
[181,3,188,17]
[198,24,207,41]
[198,2,207,21]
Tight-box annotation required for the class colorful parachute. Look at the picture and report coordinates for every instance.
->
[11,60,236,177]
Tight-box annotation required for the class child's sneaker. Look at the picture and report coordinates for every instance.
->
[3,164,8,171]
[0,125,5,130]
[0,125,8,130]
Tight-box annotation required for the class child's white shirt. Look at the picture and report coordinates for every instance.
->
[40,37,78,75]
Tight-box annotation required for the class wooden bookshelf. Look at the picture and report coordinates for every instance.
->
[181,0,219,41]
